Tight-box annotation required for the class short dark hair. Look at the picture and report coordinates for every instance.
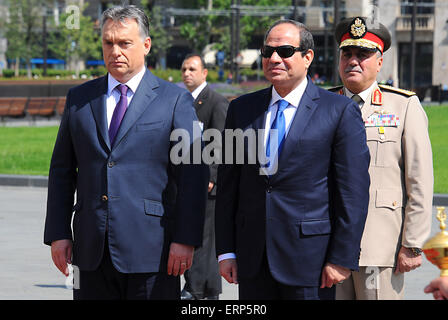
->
[264,19,314,57]
[182,54,207,70]
[101,5,150,40]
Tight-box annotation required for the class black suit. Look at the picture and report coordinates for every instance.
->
[44,70,209,299]
[183,84,229,299]
[215,79,370,299]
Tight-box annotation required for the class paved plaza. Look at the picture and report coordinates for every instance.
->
[0,185,442,300]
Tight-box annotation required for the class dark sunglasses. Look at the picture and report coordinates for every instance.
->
[260,45,305,58]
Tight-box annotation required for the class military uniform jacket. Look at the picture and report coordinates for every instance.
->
[331,84,433,267]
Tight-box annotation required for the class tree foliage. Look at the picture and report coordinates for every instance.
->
[141,0,173,68]
[48,3,101,76]
[173,0,291,64]
[4,0,47,77]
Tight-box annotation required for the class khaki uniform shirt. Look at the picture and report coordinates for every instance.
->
[330,83,433,267]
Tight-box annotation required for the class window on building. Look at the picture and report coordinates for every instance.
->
[400,0,434,15]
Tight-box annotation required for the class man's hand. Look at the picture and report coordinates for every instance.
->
[51,239,73,276]
[395,246,422,274]
[320,262,351,288]
[208,182,214,193]
[424,277,448,300]
[219,258,238,284]
[167,242,194,276]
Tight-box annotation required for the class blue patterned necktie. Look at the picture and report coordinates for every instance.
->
[266,99,289,161]
[109,84,129,147]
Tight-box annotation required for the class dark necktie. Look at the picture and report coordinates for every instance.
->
[351,94,363,106]
[266,99,289,161]
[109,84,129,147]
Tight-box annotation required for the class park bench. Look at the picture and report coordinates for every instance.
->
[56,97,66,115]
[39,97,58,117]
[8,98,28,117]
[27,97,45,117]
[0,98,11,118]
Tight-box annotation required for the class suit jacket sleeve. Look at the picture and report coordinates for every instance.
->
[327,101,371,270]
[209,94,229,189]
[171,90,209,246]
[215,100,240,256]
[44,89,77,245]
[401,96,433,248]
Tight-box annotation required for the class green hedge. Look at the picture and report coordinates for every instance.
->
[1,67,108,78]
[1,67,260,82]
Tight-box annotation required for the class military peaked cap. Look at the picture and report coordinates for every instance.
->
[335,16,391,53]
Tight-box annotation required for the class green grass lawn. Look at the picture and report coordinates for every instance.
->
[0,126,58,176]
[424,105,448,194]
[0,105,447,193]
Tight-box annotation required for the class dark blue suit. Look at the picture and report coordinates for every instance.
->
[44,70,208,278]
[215,79,370,297]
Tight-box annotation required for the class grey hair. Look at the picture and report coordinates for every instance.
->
[101,5,150,40]
[264,19,314,56]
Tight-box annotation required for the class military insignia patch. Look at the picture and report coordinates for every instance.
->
[350,17,367,39]
[365,113,400,127]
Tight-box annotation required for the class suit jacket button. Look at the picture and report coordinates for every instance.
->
[108,161,115,168]
[101,195,108,202]
[267,186,272,193]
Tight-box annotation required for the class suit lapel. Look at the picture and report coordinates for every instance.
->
[361,84,382,121]
[361,95,376,122]
[194,84,209,113]
[277,80,318,167]
[253,87,272,131]
[112,70,159,150]
[89,76,110,150]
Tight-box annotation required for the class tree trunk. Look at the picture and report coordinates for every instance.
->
[15,56,19,77]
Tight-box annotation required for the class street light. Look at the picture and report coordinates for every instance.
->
[42,4,48,77]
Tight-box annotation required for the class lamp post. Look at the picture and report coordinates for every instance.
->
[292,0,298,21]
[332,0,340,85]
[42,4,48,77]
[410,0,417,90]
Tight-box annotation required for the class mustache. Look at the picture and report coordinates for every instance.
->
[344,66,362,73]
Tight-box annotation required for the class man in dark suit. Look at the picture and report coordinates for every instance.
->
[180,54,228,300]
[44,5,208,300]
[215,20,370,300]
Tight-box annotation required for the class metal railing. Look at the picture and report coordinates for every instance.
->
[396,14,434,31]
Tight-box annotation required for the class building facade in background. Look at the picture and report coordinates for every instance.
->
[1,0,447,94]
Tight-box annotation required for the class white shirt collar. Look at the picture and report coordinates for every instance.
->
[344,81,378,104]
[269,77,308,109]
[107,66,147,96]
[191,81,208,100]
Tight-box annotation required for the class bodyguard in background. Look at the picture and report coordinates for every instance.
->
[332,17,433,300]
[215,20,370,300]
[44,6,208,300]
[180,54,229,300]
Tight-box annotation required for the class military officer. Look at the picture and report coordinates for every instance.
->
[331,17,434,300]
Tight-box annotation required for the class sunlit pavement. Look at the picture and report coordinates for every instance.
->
[0,185,440,300]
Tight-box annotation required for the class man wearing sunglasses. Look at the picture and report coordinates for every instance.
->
[332,17,433,300]
[215,20,370,300]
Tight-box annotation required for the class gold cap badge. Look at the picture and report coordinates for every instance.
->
[350,17,367,39]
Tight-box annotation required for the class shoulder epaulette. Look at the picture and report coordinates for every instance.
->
[328,85,343,93]
[378,84,416,97]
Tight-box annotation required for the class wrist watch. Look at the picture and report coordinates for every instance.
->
[408,247,423,257]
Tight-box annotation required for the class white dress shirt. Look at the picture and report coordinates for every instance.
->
[106,66,146,128]
[191,81,207,100]
[218,77,308,263]
[343,81,378,109]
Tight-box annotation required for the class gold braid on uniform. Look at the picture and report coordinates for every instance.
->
[378,84,416,97]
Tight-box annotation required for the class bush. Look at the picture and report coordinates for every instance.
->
[150,68,183,83]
